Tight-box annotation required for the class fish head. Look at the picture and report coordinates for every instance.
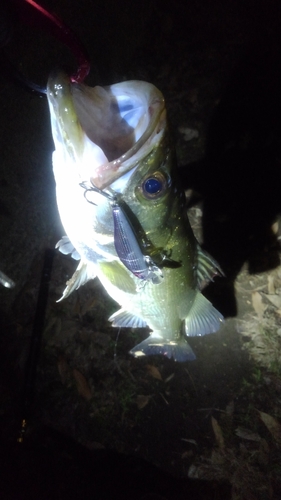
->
[47,70,167,188]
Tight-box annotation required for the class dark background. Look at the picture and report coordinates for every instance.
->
[1,1,281,498]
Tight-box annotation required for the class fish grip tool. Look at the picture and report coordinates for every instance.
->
[1,0,90,95]
[17,248,55,443]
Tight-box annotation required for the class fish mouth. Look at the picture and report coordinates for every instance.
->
[47,71,166,189]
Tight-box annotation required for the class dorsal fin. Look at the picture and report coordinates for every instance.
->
[196,244,224,290]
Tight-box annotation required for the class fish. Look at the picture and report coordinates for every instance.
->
[47,70,224,362]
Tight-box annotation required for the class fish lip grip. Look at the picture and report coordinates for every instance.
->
[1,0,90,94]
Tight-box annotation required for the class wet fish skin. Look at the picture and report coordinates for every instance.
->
[47,70,223,362]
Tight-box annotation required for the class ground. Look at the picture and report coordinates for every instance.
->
[1,1,281,499]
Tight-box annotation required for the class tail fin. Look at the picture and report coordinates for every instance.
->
[129,336,196,362]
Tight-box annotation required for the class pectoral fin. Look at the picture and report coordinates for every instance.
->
[56,236,81,260]
[108,308,147,328]
[99,260,137,294]
[57,259,96,301]
[184,292,224,337]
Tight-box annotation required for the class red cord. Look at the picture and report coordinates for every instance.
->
[24,0,90,83]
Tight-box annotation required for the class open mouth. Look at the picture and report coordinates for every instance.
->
[47,71,166,189]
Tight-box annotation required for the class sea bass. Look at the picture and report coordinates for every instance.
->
[47,70,223,362]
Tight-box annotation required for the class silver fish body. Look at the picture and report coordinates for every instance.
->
[47,71,223,362]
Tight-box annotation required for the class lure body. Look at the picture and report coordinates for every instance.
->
[111,200,163,284]
[82,182,163,284]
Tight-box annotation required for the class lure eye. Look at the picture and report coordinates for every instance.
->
[141,172,167,199]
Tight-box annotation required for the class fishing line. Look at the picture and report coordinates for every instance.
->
[114,327,127,376]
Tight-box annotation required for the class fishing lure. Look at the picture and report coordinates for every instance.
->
[81,182,164,285]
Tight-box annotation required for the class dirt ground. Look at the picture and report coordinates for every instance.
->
[1,1,281,499]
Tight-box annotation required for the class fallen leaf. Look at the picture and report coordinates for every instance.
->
[267,275,276,294]
[159,392,169,405]
[210,449,226,466]
[264,293,281,309]
[258,410,281,444]
[211,416,224,451]
[73,368,92,400]
[164,373,175,384]
[136,394,151,409]
[146,364,162,381]
[252,291,266,319]
[181,438,197,446]
[235,427,261,442]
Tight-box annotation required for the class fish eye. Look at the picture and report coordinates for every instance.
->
[141,172,167,199]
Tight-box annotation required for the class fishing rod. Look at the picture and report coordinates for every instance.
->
[18,248,55,443]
